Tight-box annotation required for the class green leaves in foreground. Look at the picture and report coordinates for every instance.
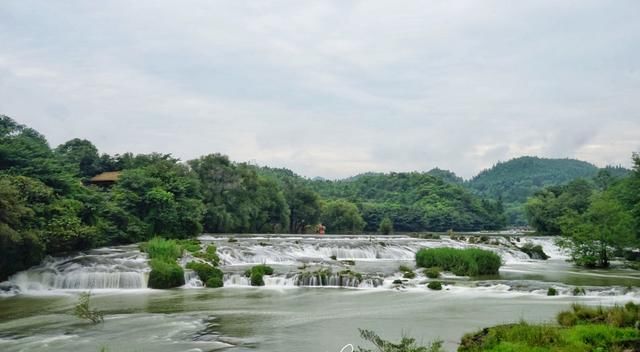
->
[73,292,104,324]
[356,329,444,352]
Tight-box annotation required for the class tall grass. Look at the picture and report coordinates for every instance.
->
[459,303,640,352]
[415,247,501,276]
[143,237,182,261]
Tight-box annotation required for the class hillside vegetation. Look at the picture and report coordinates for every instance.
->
[467,156,629,224]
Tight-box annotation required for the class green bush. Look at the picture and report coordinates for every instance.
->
[148,259,185,289]
[403,271,416,279]
[547,287,558,296]
[415,247,501,276]
[177,239,201,253]
[424,267,441,279]
[206,276,224,288]
[520,243,549,260]
[186,261,223,287]
[245,264,274,286]
[193,245,220,266]
[557,303,640,328]
[427,281,443,290]
[572,287,586,296]
[142,237,182,261]
[398,265,412,273]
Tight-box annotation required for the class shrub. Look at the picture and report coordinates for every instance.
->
[177,239,201,253]
[148,259,185,289]
[415,248,501,276]
[143,237,182,261]
[520,243,549,260]
[424,267,441,279]
[547,287,558,296]
[572,287,586,296]
[403,271,416,279]
[427,281,443,290]
[193,245,220,266]
[398,265,413,273]
[557,303,640,328]
[378,217,393,235]
[206,276,224,288]
[246,264,274,287]
[186,261,223,287]
[357,329,444,352]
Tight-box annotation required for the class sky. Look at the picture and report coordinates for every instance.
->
[1,1,639,179]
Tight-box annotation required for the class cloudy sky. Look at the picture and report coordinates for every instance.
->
[1,1,639,179]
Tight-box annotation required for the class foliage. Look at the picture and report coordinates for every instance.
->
[245,264,275,286]
[427,281,442,290]
[310,172,506,232]
[378,217,393,235]
[424,267,441,279]
[525,179,595,236]
[469,156,600,225]
[193,245,220,266]
[558,193,635,268]
[73,292,104,324]
[320,199,366,233]
[415,248,501,276]
[547,287,558,296]
[459,304,640,352]
[519,243,549,260]
[188,154,289,233]
[557,303,640,328]
[356,329,444,352]
[186,261,223,288]
[147,259,185,289]
[142,237,182,261]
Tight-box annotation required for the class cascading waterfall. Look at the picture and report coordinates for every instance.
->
[4,234,620,297]
[5,245,149,292]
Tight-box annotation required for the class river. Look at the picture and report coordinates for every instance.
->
[1,234,639,351]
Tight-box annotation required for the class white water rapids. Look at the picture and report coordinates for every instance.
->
[2,234,639,298]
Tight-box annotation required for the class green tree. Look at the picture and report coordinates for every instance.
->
[113,158,204,240]
[0,176,46,280]
[286,181,321,233]
[558,194,635,268]
[525,179,595,236]
[378,216,393,235]
[321,199,365,234]
[55,138,101,178]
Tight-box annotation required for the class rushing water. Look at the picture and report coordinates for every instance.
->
[1,234,639,351]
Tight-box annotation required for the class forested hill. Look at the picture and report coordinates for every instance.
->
[305,172,506,232]
[467,156,630,225]
[468,156,599,203]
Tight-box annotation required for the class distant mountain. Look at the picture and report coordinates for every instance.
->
[466,156,632,225]
[468,156,599,203]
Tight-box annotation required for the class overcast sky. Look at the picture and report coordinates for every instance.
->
[1,1,639,179]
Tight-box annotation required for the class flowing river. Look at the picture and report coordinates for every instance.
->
[1,234,639,352]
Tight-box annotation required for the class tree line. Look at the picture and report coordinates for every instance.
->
[0,115,508,280]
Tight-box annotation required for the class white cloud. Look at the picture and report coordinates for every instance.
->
[0,0,638,179]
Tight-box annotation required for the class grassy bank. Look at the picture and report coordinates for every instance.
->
[356,304,640,351]
[142,237,185,289]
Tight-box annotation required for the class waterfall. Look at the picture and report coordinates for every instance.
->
[6,245,149,292]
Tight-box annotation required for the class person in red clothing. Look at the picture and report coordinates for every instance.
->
[317,223,326,235]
